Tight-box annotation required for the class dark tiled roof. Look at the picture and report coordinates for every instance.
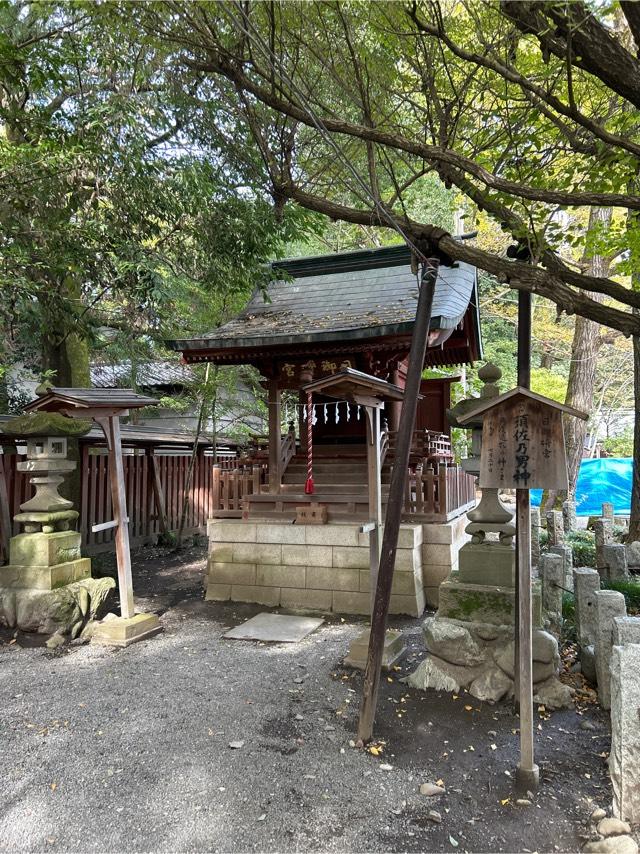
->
[170,244,477,353]
[91,361,194,389]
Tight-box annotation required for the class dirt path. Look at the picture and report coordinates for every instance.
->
[0,546,613,853]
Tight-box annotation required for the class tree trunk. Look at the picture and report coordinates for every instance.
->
[564,208,612,498]
[628,313,640,541]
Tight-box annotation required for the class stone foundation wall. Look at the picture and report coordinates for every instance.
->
[421,515,468,607]
[205,517,466,616]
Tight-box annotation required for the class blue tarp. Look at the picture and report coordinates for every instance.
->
[530,458,632,516]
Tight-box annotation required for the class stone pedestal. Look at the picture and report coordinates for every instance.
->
[91,612,162,647]
[343,628,405,670]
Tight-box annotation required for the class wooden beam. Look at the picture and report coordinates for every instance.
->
[365,406,383,616]
[268,377,281,494]
[96,415,135,619]
[357,257,439,743]
[0,454,12,563]
[149,450,169,534]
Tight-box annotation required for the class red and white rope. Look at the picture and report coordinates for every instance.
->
[304,391,314,494]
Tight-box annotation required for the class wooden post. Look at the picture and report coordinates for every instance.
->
[0,452,12,563]
[212,464,221,513]
[149,450,169,535]
[357,256,439,743]
[514,291,532,712]
[268,377,281,494]
[97,415,135,619]
[365,405,383,615]
[515,487,539,791]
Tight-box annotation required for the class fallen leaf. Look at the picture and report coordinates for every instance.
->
[464,705,473,711]
[435,778,445,787]
[501,798,510,806]
[449,835,459,848]
[257,813,266,822]
[50,783,57,792]
[490,744,497,751]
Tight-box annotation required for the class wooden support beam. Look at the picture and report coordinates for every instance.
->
[95,414,135,620]
[0,453,12,563]
[149,450,169,534]
[357,257,439,743]
[365,405,383,616]
[268,377,281,494]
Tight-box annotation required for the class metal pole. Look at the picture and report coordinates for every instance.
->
[357,256,439,743]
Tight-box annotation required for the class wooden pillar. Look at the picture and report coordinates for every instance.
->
[96,414,135,619]
[365,405,383,615]
[268,377,281,494]
[390,367,402,432]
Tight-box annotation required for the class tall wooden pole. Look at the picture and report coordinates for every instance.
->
[268,377,281,494]
[357,256,439,743]
[515,290,538,791]
[365,406,383,615]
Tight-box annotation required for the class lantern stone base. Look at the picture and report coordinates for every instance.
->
[458,541,515,588]
[91,612,162,647]
[343,628,406,671]
[437,574,542,627]
[405,615,573,709]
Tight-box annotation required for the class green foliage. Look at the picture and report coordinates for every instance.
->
[561,593,577,642]
[530,368,568,403]
[566,531,596,568]
[603,427,634,458]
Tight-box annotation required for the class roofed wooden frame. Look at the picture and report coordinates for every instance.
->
[302,368,406,408]
[169,244,482,372]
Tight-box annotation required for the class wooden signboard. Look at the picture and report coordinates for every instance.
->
[480,396,567,491]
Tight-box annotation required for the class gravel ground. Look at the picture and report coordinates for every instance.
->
[0,546,616,853]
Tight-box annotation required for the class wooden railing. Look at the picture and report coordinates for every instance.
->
[389,428,454,467]
[280,428,297,475]
[211,464,267,518]
[402,463,476,522]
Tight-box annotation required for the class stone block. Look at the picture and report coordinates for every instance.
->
[208,520,256,543]
[610,643,640,823]
[332,590,371,615]
[0,558,91,590]
[9,531,81,567]
[423,564,453,608]
[613,616,640,646]
[531,506,541,568]
[625,541,640,570]
[457,542,515,587]
[594,519,613,570]
[91,612,161,647]
[305,565,359,592]
[581,644,597,684]
[549,544,573,591]
[574,567,600,647]
[546,510,564,546]
[281,544,332,567]
[423,617,485,666]
[344,629,406,670]
[397,525,423,548]
[208,561,256,586]
[390,589,425,617]
[256,564,305,589]
[562,499,577,533]
[230,584,281,606]
[204,583,231,602]
[602,502,615,522]
[233,542,281,565]
[540,552,564,632]
[208,542,233,562]
[280,587,332,611]
[305,524,359,547]
[359,569,420,596]
[255,523,305,544]
[594,589,627,709]
[438,576,542,627]
[422,542,457,566]
[603,544,629,580]
[332,545,370,569]
[393,547,421,572]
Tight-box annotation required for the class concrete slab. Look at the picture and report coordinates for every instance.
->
[223,612,324,643]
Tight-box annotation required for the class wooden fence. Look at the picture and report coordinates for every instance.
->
[0,448,268,559]
[403,463,476,522]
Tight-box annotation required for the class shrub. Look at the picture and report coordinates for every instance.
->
[603,579,640,614]
[566,530,596,568]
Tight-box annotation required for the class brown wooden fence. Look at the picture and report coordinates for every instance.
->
[402,463,476,522]
[0,448,268,559]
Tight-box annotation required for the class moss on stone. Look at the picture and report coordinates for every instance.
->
[2,412,92,438]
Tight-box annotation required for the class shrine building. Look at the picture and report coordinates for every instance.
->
[169,244,482,616]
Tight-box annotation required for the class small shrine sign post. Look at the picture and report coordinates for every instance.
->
[461,387,587,790]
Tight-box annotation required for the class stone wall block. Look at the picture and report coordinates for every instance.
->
[332,590,372,615]
[204,583,231,602]
[208,520,256,543]
[613,616,640,646]
[332,546,370,569]
[208,561,256,586]
[230,584,281,606]
[594,589,627,709]
[305,566,359,592]
[256,564,305,589]
[280,587,332,611]
[305,525,359,547]
[255,523,305,545]
[574,567,601,647]
[233,542,281,565]
[610,643,640,822]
